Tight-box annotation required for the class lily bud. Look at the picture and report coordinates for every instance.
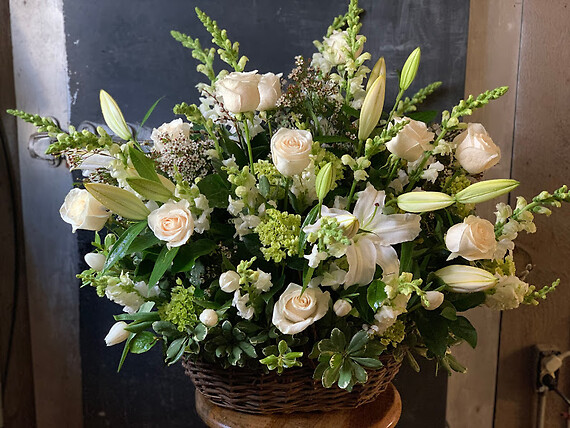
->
[84,252,106,271]
[397,191,455,213]
[219,271,241,293]
[400,47,421,91]
[358,71,386,141]
[366,57,386,92]
[104,321,130,346]
[99,90,132,141]
[315,162,334,202]
[421,291,444,310]
[455,179,520,204]
[336,214,360,239]
[435,265,498,293]
[333,299,352,317]
[84,183,150,220]
[199,309,219,327]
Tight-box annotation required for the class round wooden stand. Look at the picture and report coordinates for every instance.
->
[195,382,402,428]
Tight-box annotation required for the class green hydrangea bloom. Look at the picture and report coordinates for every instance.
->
[159,285,198,332]
[254,209,301,262]
[254,160,285,199]
[380,320,406,346]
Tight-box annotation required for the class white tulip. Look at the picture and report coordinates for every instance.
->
[257,72,282,111]
[216,71,261,113]
[421,291,445,310]
[333,299,352,317]
[270,128,313,177]
[386,117,435,162]
[445,216,497,261]
[148,199,194,249]
[272,283,330,334]
[219,271,241,293]
[104,321,130,346]
[454,123,501,174]
[435,265,498,293]
[60,188,110,233]
[199,309,219,327]
[84,252,106,271]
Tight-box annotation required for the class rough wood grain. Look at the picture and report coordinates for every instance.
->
[195,383,401,428]
[446,1,523,427]
[494,1,570,427]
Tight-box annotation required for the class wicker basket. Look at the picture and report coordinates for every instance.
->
[183,354,401,414]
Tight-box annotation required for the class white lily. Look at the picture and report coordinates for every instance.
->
[305,183,421,286]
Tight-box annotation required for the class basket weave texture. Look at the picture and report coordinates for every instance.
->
[183,354,401,414]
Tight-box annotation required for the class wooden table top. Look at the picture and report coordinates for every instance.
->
[195,383,402,428]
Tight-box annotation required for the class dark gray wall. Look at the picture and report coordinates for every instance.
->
[63,1,469,427]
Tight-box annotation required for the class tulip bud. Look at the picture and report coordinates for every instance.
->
[219,271,241,293]
[99,90,132,141]
[104,321,130,346]
[333,299,352,317]
[435,265,498,293]
[315,162,334,202]
[358,72,386,141]
[421,291,444,310]
[397,191,455,213]
[84,252,106,271]
[336,214,360,239]
[366,57,386,92]
[199,309,219,327]
[400,47,421,91]
[455,179,520,204]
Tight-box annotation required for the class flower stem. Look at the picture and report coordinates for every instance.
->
[242,118,255,175]
[386,89,405,125]
[346,139,364,208]
[283,177,292,211]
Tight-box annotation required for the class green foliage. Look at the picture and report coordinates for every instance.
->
[196,173,231,209]
[195,7,248,72]
[259,340,303,373]
[441,86,509,130]
[203,320,258,367]
[396,81,442,115]
[312,328,385,391]
[171,30,216,82]
[7,109,62,134]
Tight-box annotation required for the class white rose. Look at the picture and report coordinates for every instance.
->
[148,199,194,249]
[257,72,282,111]
[272,283,330,335]
[60,188,110,233]
[454,123,501,174]
[104,321,130,346]
[270,128,313,177]
[446,215,497,261]
[216,71,261,113]
[219,271,241,293]
[333,299,352,317]
[421,291,444,311]
[151,118,192,151]
[485,275,529,310]
[199,309,219,327]
[386,117,435,162]
[84,252,106,271]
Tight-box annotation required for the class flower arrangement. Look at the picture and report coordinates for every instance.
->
[9,0,569,394]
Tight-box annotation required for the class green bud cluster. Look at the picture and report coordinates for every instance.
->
[254,209,301,262]
[159,285,198,332]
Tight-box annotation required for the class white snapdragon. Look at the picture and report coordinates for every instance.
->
[105,273,158,314]
[232,290,254,320]
[485,275,529,310]
[253,269,272,292]
[421,161,444,183]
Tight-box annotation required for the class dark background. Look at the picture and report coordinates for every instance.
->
[64,1,470,426]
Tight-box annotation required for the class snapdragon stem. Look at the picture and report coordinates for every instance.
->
[242,118,255,175]
[346,139,364,208]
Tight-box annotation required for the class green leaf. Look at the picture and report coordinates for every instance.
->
[196,174,230,208]
[238,341,257,358]
[449,316,477,348]
[114,312,160,322]
[330,353,343,369]
[351,357,383,369]
[148,246,180,287]
[313,361,328,381]
[166,337,187,365]
[103,221,147,272]
[322,365,341,388]
[123,321,154,333]
[193,323,208,341]
[129,331,156,354]
[351,360,368,383]
[399,241,414,274]
[440,304,457,321]
[171,239,217,273]
[347,330,368,354]
[407,110,438,123]
[367,280,387,311]
[449,292,486,312]
[258,175,270,198]
[152,321,180,337]
[128,146,160,182]
[85,183,150,220]
[117,333,135,372]
[415,312,449,357]
[127,231,160,253]
[126,177,173,202]
[298,204,320,254]
[338,361,353,389]
[140,96,164,128]
[330,328,346,351]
